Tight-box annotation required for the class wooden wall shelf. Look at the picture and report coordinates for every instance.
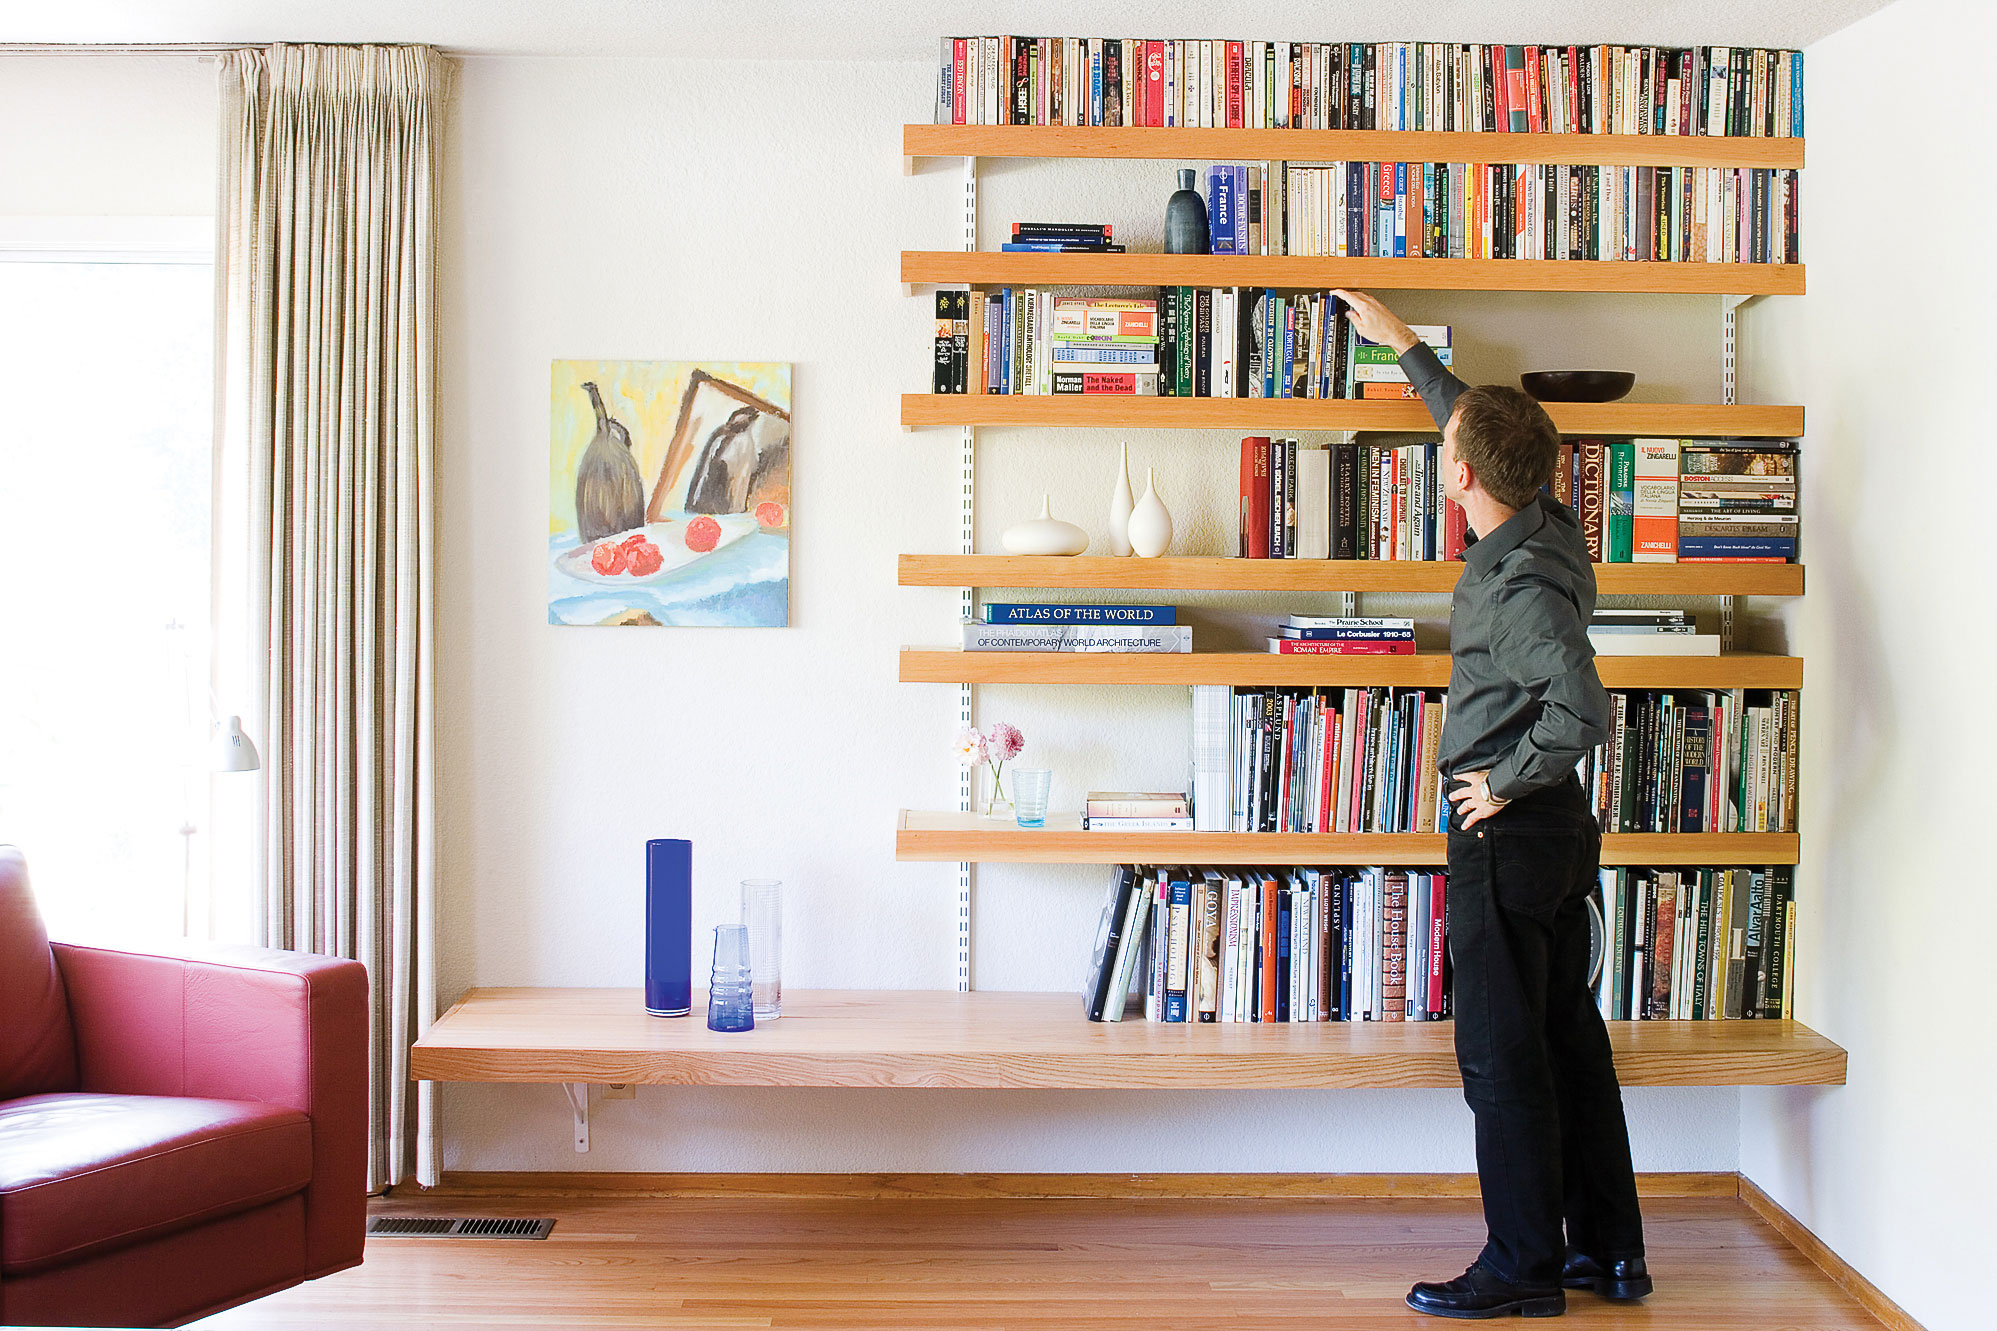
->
[903,125,1807,171]
[414,987,1846,1089]
[901,395,1803,437]
[895,811,1798,866]
[898,555,1805,597]
[900,649,1803,689]
[902,252,1804,296]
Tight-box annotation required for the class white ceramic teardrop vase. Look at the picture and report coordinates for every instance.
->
[1001,495,1089,556]
[1127,469,1172,558]
[1108,444,1135,557]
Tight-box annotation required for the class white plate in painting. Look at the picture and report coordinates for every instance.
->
[555,517,758,586]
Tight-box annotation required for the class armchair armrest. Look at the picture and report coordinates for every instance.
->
[52,940,369,1279]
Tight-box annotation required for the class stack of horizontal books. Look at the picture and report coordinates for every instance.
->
[1266,615,1415,655]
[1586,608,1719,656]
[1081,792,1191,831]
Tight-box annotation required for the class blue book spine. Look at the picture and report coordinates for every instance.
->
[1210,166,1235,254]
[1345,162,1363,257]
[1282,306,1295,397]
[1049,344,1158,366]
[644,838,693,1017]
[1263,291,1278,398]
[1677,537,1797,558]
[1275,888,1292,1023]
[1234,164,1248,255]
[983,603,1177,624]
[1422,162,1436,259]
[1394,162,1408,257]
[999,288,1013,395]
[1791,53,1804,137]
[1164,876,1191,1023]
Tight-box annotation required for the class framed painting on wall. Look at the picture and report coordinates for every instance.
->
[549,361,791,626]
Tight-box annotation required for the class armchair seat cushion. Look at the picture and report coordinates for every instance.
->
[0,1092,313,1276]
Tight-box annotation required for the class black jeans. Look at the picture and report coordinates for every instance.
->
[1445,773,1645,1284]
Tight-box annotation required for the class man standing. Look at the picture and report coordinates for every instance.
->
[1332,291,1650,1320]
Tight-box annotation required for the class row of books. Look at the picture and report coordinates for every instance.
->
[1084,864,1453,1024]
[1233,437,1799,565]
[935,39,1804,138]
[1599,865,1794,1021]
[1188,685,1797,836]
[1580,688,1798,834]
[1235,160,1798,264]
[1241,437,1470,562]
[947,287,1388,399]
[1193,679,1448,836]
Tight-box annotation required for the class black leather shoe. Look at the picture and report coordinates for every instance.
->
[1561,1250,1653,1300]
[1406,1262,1566,1319]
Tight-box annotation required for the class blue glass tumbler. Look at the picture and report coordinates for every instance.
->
[706,924,756,1033]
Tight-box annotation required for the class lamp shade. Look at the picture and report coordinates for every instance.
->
[212,715,261,773]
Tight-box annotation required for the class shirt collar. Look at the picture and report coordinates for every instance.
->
[1461,495,1549,578]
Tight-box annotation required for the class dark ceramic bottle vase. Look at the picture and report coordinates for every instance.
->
[1164,168,1210,254]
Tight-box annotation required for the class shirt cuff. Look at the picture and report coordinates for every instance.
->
[1485,756,1532,804]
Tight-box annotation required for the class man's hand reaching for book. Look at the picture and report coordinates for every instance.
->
[1331,289,1421,354]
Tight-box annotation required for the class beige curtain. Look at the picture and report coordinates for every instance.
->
[214,43,445,1190]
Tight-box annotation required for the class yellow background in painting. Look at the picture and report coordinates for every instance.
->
[549,360,791,537]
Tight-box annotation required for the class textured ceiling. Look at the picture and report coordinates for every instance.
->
[0,0,1901,60]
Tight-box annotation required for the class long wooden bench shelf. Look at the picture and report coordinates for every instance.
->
[894,810,1798,866]
[903,125,1807,171]
[898,554,1805,597]
[900,649,1804,689]
[412,987,1846,1089]
[901,394,1803,436]
[902,251,1805,296]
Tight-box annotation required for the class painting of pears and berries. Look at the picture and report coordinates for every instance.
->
[549,361,791,626]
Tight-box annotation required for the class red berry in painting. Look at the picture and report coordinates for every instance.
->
[590,540,629,575]
[755,501,788,529]
[627,539,663,576]
[684,516,722,553]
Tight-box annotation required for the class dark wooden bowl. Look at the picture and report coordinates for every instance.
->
[1520,370,1636,402]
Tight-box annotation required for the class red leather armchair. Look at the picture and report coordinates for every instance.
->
[0,846,368,1327]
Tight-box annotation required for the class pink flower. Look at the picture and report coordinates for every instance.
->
[984,722,1025,761]
[952,727,988,767]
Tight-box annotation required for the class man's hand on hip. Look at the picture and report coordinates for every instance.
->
[1330,289,1420,353]
[1449,769,1511,829]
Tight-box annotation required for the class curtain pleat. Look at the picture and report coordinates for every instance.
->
[214,42,445,1190]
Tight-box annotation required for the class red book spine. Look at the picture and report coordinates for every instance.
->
[1525,45,1544,132]
[1427,873,1447,1015]
[1567,45,1581,131]
[1242,437,1271,557]
[1147,41,1166,127]
[953,40,968,124]
[1259,877,1279,1023]
[1227,41,1245,126]
[1443,497,1469,561]
[1272,640,1418,656]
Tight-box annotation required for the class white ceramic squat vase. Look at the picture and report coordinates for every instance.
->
[1107,443,1135,557]
[1000,495,1090,556]
[1127,469,1173,558]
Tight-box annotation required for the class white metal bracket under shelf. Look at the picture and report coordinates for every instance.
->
[562,1082,591,1153]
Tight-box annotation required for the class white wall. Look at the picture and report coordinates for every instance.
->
[435,52,1745,1174]
[0,57,215,215]
[1737,3,1997,1328]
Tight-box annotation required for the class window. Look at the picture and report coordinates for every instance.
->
[0,219,217,945]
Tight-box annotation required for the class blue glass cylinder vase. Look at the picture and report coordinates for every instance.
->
[644,838,692,1017]
[707,924,756,1033]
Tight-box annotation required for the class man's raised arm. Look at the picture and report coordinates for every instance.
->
[1331,288,1466,431]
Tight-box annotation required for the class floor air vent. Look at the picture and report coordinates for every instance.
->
[367,1216,554,1240]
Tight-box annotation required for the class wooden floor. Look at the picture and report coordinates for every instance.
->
[191,1191,1890,1330]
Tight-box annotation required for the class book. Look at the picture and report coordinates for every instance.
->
[1587,632,1721,656]
[1632,438,1680,562]
[1049,371,1159,395]
[961,623,1193,652]
[1084,792,1190,816]
[1268,638,1417,655]
[982,604,1176,625]
[1083,866,1140,1020]
[1082,815,1195,831]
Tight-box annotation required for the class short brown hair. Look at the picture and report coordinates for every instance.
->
[1449,386,1560,509]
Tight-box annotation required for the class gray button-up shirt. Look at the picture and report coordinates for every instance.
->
[1399,343,1611,802]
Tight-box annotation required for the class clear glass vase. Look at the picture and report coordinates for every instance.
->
[980,763,1013,820]
[741,878,782,1020]
[706,924,755,1033]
